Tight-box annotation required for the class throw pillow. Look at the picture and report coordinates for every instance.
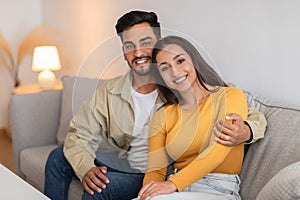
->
[56,76,101,144]
[256,161,300,200]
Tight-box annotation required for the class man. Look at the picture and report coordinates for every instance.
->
[44,10,266,200]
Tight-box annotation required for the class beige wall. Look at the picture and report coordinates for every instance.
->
[1,0,300,128]
[0,0,42,128]
[42,0,300,106]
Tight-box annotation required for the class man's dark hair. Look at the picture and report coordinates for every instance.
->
[115,10,161,41]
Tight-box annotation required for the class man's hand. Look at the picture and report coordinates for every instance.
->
[214,113,251,146]
[82,166,110,195]
[138,180,177,200]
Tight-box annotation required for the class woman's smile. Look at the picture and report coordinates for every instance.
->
[173,75,187,83]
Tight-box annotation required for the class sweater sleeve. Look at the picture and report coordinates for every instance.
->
[168,88,248,191]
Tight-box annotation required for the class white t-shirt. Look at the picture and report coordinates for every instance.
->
[127,87,158,172]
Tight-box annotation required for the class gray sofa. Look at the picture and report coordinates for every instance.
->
[10,76,300,200]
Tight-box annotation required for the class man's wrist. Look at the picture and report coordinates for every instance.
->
[244,121,253,143]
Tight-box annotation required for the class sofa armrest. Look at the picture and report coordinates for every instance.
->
[10,89,62,175]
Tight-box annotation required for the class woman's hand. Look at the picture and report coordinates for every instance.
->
[138,180,177,200]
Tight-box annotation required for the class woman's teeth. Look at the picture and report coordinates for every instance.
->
[174,76,186,83]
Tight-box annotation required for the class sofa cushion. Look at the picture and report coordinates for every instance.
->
[11,90,61,175]
[56,76,101,144]
[20,144,84,199]
[20,144,59,192]
[256,161,300,200]
[240,95,300,199]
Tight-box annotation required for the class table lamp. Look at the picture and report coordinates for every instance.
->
[32,46,61,89]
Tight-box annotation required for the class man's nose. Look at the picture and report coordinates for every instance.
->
[133,47,146,57]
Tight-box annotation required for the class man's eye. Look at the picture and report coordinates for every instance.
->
[124,44,134,50]
[141,41,152,47]
[177,58,185,64]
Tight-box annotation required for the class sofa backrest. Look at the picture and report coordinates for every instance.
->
[240,92,300,199]
[56,76,101,144]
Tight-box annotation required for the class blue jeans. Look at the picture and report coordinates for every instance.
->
[82,171,144,200]
[44,145,77,200]
[149,173,241,200]
[44,145,144,200]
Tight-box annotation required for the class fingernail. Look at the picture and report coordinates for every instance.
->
[225,115,231,120]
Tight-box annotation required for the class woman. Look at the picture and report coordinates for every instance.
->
[137,36,248,200]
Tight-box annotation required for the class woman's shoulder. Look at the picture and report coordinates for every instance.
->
[225,86,244,93]
[215,86,245,97]
[210,87,246,104]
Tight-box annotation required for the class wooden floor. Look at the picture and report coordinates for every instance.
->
[0,129,15,172]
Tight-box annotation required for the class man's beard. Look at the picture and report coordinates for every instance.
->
[129,56,153,76]
[132,65,152,76]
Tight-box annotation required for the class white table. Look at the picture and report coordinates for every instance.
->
[0,163,50,199]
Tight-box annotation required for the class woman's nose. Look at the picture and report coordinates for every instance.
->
[171,65,181,76]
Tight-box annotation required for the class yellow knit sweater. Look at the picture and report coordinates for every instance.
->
[143,87,248,191]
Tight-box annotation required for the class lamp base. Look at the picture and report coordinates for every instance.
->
[37,70,56,89]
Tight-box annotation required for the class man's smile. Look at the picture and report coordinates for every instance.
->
[132,56,151,66]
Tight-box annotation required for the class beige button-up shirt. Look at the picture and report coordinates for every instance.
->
[64,72,165,181]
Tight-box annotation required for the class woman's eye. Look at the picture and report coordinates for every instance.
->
[177,58,185,64]
[161,66,169,72]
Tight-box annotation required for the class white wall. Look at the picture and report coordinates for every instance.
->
[1,0,299,128]
[0,0,42,128]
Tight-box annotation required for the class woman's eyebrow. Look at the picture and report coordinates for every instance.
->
[158,53,184,68]
[158,62,167,68]
[173,54,184,60]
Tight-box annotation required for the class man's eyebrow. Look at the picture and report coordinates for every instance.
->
[123,41,134,45]
[123,36,152,45]
[139,36,152,43]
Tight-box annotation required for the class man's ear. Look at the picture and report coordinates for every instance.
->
[123,53,127,61]
[121,46,127,61]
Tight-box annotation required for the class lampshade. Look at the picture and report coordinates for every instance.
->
[32,46,61,89]
[32,46,61,72]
